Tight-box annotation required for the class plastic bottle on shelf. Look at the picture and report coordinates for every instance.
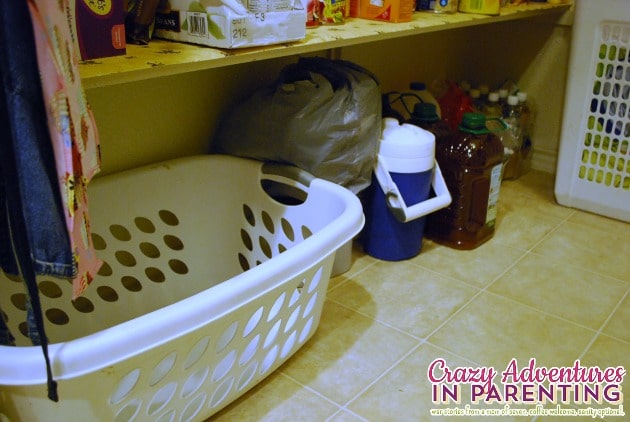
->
[483,92,502,118]
[469,88,484,112]
[478,84,490,105]
[417,0,459,13]
[498,88,509,109]
[459,80,472,94]
[517,91,534,175]
[425,112,504,250]
[502,95,524,179]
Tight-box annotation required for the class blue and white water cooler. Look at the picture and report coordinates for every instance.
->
[362,118,451,261]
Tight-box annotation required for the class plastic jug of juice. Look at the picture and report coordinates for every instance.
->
[425,112,504,250]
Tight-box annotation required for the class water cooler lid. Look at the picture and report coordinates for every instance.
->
[379,118,435,173]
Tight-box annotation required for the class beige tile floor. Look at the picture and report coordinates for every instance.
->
[212,171,630,421]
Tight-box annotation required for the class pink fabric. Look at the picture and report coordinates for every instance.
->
[28,0,102,299]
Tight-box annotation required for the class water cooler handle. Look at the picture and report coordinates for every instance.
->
[374,156,452,223]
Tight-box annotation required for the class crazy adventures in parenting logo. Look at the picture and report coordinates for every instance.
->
[427,358,626,417]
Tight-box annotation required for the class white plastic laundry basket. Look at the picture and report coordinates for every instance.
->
[554,0,630,222]
[0,155,364,421]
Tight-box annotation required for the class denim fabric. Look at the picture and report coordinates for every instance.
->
[0,1,74,280]
[0,0,59,401]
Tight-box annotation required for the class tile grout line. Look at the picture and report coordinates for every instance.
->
[576,285,630,362]
[524,208,577,253]
[336,342,426,417]
[417,245,533,343]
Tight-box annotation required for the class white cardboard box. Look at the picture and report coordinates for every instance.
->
[154,0,306,49]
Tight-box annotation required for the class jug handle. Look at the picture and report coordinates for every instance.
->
[374,156,452,223]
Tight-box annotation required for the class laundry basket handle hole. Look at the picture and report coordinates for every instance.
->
[260,163,314,206]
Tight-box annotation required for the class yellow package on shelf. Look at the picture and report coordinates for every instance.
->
[458,0,501,15]
[154,0,306,49]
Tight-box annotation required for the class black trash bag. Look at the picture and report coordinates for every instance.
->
[212,57,381,194]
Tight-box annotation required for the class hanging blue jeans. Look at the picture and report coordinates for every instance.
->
[0,0,68,402]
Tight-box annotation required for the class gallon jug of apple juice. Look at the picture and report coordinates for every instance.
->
[425,112,504,249]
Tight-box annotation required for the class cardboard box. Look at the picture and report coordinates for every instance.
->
[357,0,415,23]
[69,0,126,60]
[154,0,306,49]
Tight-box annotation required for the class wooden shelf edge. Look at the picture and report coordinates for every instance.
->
[80,2,572,89]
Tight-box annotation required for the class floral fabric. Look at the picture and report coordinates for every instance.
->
[28,0,102,298]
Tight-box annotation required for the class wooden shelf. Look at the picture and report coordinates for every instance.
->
[79,2,571,89]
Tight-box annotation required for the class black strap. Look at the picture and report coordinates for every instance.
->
[0,0,59,402]
[6,203,59,402]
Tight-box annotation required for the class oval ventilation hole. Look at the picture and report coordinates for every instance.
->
[72,296,95,313]
[18,322,28,338]
[212,350,236,382]
[261,211,275,234]
[110,224,132,241]
[115,250,137,267]
[168,259,189,275]
[158,210,179,226]
[97,285,119,302]
[209,377,234,409]
[184,337,210,369]
[238,253,250,272]
[284,305,301,333]
[307,267,324,294]
[280,218,295,242]
[150,352,177,386]
[181,368,209,399]
[301,226,313,240]
[267,292,286,322]
[163,235,184,251]
[145,267,166,283]
[303,292,319,318]
[299,316,315,343]
[38,281,63,298]
[216,322,238,354]
[237,361,258,392]
[289,281,304,307]
[181,393,206,422]
[258,236,273,259]
[239,335,260,366]
[260,345,279,374]
[92,233,107,250]
[45,308,69,325]
[278,244,287,254]
[110,368,141,405]
[10,293,27,311]
[97,261,113,277]
[147,382,177,416]
[121,276,142,292]
[135,217,156,234]
[155,410,176,422]
[240,229,253,251]
[242,204,255,226]
[113,399,142,422]
[263,320,282,350]
[243,307,264,337]
[281,331,298,359]
[4,272,22,283]
[140,242,161,258]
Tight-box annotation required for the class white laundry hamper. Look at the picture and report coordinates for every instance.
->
[0,154,364,421]
[554,0,630,222]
